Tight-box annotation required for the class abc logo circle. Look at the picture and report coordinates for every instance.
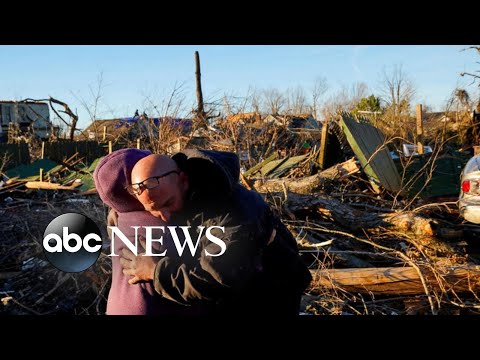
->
[43,213,103,272]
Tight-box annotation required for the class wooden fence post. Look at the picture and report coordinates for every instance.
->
[416,104,424,155]
[318,118,329,169]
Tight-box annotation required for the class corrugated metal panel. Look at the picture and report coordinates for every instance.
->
[340,112,402,192]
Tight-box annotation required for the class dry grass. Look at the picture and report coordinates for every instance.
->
[0,194,111,315]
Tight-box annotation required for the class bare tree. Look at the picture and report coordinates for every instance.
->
[49,97,80,141]
[322,82,369,118]
[22,97,80,141]
[379,65,416,138]
[379,65,416,117]
[263,88,285,115]
[460,46,480,85]
[140,82,191,154]
[311,76,328,120]
[250,87,262,115]
[350,82,369,106]
[142,81,188,119]
[71,71,110,141]
[285,86,308,115]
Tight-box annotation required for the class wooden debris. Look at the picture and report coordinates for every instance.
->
[311,264,480,295]
[270,191,435,236]
[25,181,82,190]
[254,158,359,194]
[239,173,254,191]
[243,153,279,178]
[340,112,402,192]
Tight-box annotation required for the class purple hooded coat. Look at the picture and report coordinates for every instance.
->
[93,148,168,315]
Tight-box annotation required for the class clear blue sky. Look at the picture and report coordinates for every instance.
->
[0,45,478,130]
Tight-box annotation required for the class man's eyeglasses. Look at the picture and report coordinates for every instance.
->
[125,170,179,196]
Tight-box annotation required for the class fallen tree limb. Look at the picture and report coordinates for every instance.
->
[310,265,480,295]
[254,158,359,194]
[25,181,81,191]
[270,192,434,236]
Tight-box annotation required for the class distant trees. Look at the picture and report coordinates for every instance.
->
[285,86,308,114]
[263,88,286,115]
[311,77,328,120]
[322,82,369,118]
[460,46,480,87]
[379,65,416,138]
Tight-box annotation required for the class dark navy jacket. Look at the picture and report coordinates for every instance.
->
[152,149,312,316]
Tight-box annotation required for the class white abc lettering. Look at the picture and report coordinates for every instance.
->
[83,233,103,253]
[62,227,83,252]
[43,227,102,253]
[204,226,226,257]
[43,233,63,252]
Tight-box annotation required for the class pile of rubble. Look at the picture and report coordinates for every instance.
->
[1,112,480,315]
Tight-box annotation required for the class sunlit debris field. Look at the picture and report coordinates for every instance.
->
[2,108,480,315]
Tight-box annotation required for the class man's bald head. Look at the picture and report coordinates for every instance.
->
[131,154,189,222]
[131,154,178,185]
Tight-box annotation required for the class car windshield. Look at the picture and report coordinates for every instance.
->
[464,155,480,174]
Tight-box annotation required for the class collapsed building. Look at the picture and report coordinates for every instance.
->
[0,101,59,142]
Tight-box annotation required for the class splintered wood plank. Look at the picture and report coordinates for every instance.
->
[311,265,480,295]
[25,181,82,190]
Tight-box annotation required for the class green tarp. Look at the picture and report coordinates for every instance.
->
[5,158,59,181]
[394,151,470,198]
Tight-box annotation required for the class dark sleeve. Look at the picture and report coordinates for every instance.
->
[152,214,263,305]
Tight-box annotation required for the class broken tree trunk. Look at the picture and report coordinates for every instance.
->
[49,97,79,141]
[266,192,434,236]
[310,265,480,295]
[254,158,359,194]
[194,51,207,129]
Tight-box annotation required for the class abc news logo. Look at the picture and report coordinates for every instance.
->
[42,213,227,273]
[43,213,103,272]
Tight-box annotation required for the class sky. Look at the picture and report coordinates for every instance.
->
[0,45,478,130]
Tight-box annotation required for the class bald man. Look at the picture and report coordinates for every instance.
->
[129,155,188,222]
[120,149,312,316]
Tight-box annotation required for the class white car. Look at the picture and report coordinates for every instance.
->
[459,154,480,224]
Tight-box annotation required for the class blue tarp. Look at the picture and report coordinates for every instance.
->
[114,116,192,132]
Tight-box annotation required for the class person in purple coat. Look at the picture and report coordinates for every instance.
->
[93,148,183,315]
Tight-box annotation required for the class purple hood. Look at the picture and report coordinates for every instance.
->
[93,148,151,212]
[93,148,171,315]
